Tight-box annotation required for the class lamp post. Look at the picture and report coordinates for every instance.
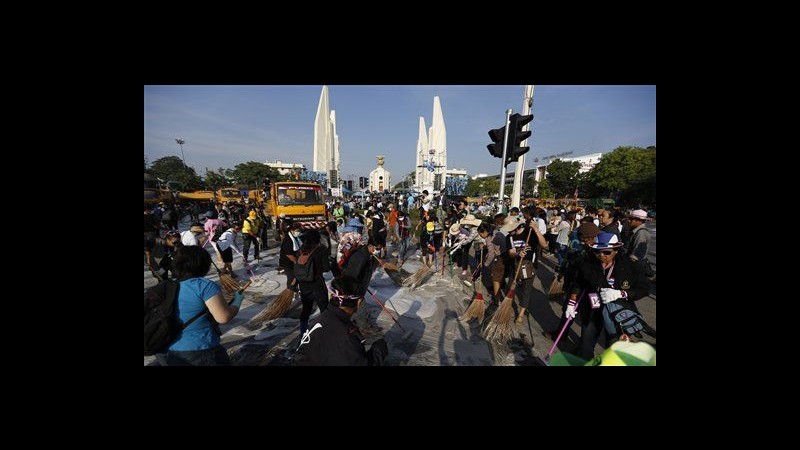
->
[175,138,186,166]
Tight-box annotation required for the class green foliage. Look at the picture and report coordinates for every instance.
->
[587,146,655,206]
[545,159,582,197]
[537,178,554,198]
[523,175,537,197]
[204,168,229,191]
[231,161,281,189]
[150,156,203,190]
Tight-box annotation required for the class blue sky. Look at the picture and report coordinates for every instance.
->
[144,85,655,181]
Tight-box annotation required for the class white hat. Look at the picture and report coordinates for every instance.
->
[449,223,462,236]
[500,216,523,234]
[628,209,648,220]
[460,214,482,227]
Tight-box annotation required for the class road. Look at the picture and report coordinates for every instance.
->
[145,219,656,365]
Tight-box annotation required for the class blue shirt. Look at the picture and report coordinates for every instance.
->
[168,277,222,351]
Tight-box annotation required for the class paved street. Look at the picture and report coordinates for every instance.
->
[145,219,656,366]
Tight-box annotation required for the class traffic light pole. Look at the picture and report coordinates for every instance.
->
[497,109,513,214]
[511,85,534,208]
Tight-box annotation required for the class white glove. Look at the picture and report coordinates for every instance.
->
[600,288,626,304]
[565,299,578,320]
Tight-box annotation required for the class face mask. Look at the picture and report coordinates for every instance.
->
[372,248,381,255]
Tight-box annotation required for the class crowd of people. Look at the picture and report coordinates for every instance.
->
[145,188,655,366]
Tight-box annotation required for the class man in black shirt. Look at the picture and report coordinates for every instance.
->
[293,276,388,366]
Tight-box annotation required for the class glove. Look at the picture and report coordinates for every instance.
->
[565,298,578,320]
[600,288,626,304]
[231,291,245,308]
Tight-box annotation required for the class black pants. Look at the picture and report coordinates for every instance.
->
[299,284,329,323]
[242,234,260,260]
[578,303,608,360]
[515,276,535,309]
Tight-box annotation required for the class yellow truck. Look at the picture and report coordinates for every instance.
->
[264,181,327,229]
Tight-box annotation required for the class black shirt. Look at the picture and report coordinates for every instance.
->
[293,306,386,366]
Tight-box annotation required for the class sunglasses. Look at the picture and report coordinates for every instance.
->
[592,249,615,255]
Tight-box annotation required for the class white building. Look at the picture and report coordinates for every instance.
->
[369,156,391,192]
[265,160,306,175]
[472,173,489,180]
[414,96,447,193]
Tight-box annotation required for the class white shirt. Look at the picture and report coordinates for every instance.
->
[216,230,237,251]
[181,230,201,246]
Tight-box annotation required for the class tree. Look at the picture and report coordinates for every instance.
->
[523,175,537,197]
[587,146,655,207]
[231,161,280,189]
[545,159,582,198]
[537,178,554,199]
[204,168,229,192]
[150,156,203,190]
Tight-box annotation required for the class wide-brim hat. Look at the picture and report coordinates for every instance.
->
[591,232,623,249]
[190,225,204,234]
[449,223,462,236]
[460,214,482,227]
[500,217,523,234]
[577,222,601,239]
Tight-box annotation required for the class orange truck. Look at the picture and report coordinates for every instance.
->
[264,181,327,229]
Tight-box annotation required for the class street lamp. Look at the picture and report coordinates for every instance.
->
[175,138,186,166]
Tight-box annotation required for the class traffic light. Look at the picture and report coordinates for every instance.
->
[505,113,533,165]
[487,126,506,158]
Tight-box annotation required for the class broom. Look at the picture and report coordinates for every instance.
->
[460,252,486,322]
[248,279,297,327]
[373,254,400,272]
[209,258,241,293]
[548,273,565,301]
[483,227,534,342]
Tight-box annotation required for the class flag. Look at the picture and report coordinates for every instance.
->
[573,186,579,198]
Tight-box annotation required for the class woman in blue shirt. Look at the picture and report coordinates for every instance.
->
[155,245,244,366]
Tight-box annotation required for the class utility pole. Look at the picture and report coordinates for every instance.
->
[497,109,513,214]
[511,85,534,208]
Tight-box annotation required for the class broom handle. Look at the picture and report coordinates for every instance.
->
[366,288,406,332]
[441,229,447,275]
[546,289,586,361]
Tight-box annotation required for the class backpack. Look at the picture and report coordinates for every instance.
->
[294,246,319,283]
[211,226,229,242]
[143,280,207,356]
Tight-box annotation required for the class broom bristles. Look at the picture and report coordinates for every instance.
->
[249,287,295,326]
[219,273,242,293]
[461,293,486,322]
[483,295,515,342]
[548,275,564,300]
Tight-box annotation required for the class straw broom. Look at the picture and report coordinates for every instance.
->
[548,273,564,301]
[248,279,297,327]
[209,258,241,293]
[483,227,534,342]
[373,254,400,272]
[460,252,486,322]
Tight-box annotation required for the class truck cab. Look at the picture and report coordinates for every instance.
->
[265,181,327,229]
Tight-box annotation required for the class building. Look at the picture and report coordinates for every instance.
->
[445,168,468,179]
[369,156,391,192]
[265,160,306,175]
[313,85,341,188]
[414,96,447,193]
